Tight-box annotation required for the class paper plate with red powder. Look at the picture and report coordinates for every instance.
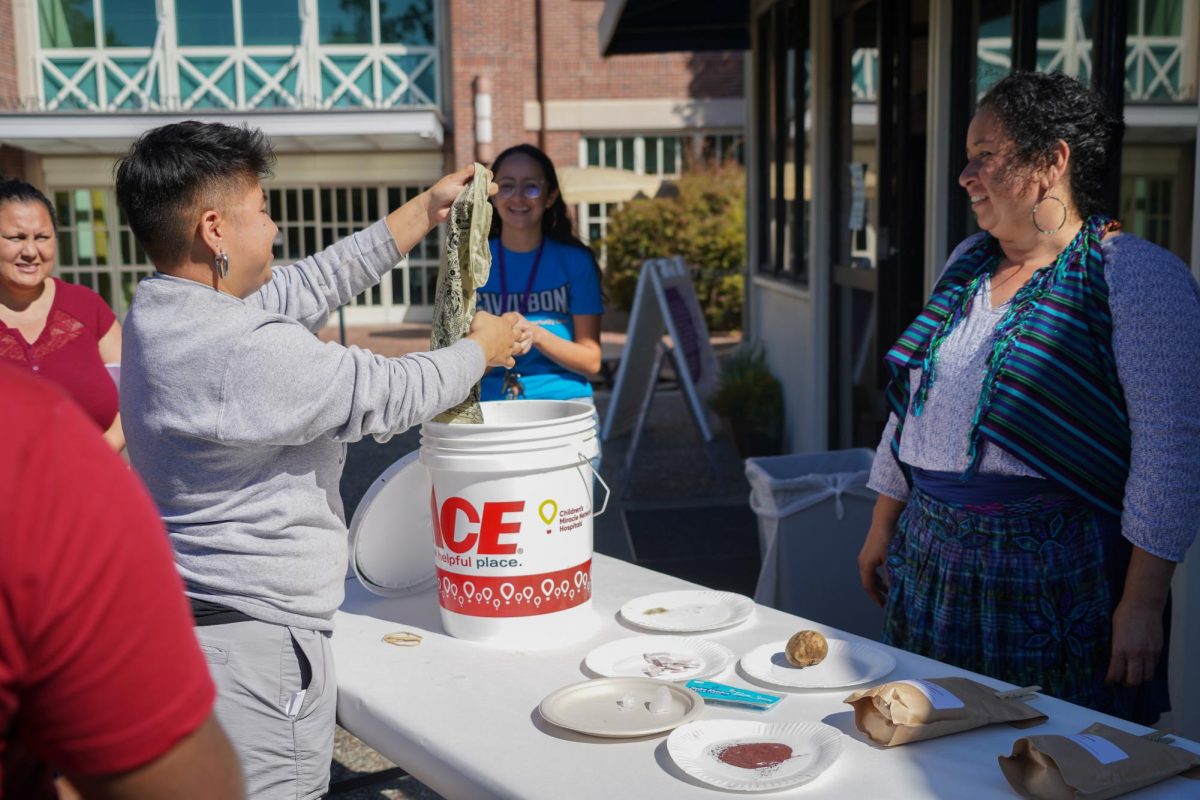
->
[667,719,843,792]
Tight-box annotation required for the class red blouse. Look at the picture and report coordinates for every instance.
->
[0,278,118,431]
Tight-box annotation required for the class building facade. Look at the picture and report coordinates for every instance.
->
[605,0,1200,738]
[0,0,744,323]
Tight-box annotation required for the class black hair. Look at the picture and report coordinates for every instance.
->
[0,178,57,230]
[114,121,276,267]
[488,143,604,303]
[977,70,1123,219]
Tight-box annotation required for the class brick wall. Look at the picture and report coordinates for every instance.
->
[0,0,19,107]
[0,146,26,180]
[447,0,743,170]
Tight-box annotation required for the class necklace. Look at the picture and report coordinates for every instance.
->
[990,260,1041,293]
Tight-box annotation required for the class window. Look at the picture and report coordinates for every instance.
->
[1036,0,1096,82]
[243,0,302,45]
[175,0,301,47]
[755,0,809,282]
[582,135,686,177]
[701,133,746,166]
[1126,0,1194,101]
[176,0,234,46]
[578,202,612,260]
[268,183,438,310]
[40,0,156,48]
[54,188,147,315]
[380,0,435,45]
[319,0,434,46]
[1120,175,1173,248]
[50,183,441,321]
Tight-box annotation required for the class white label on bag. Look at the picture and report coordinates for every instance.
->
[1064,734,1128,765]
[898,679,965,710]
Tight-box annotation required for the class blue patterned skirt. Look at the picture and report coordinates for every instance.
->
[882,470,1170,724]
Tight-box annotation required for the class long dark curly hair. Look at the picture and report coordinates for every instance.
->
[977,71,1123,219]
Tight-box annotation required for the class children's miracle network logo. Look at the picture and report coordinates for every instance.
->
[538,499,557,525]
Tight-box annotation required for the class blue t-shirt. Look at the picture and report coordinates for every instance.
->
[477,237,604,400]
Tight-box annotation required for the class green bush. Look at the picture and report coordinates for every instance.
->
[602,165,745,332]
[708,344,784,457]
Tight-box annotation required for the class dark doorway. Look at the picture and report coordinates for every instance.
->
[828,0,929,448]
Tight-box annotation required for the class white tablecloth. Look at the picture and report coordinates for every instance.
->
[333,554,1200,800]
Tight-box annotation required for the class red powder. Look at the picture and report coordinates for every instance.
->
[713,742,793,770]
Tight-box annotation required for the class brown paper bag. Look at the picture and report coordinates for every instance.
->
[998,722,1200,800]
[844,677,1046,746]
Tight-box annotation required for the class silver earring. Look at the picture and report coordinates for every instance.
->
[213,249,229,278]
[1032,196,1068,235]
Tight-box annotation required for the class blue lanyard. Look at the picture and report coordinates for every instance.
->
[497,239,546,315]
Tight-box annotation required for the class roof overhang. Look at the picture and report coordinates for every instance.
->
[600,0,749,56]
[0,110,444,156]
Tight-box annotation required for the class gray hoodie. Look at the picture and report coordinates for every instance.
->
[121,220,484,630]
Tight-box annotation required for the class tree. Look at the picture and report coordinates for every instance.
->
[601,165,745,332]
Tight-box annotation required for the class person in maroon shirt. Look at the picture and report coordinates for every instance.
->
[0,179,123,452]
[0,362,244,798]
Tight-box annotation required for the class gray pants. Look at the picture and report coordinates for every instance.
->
[196,620,336,800]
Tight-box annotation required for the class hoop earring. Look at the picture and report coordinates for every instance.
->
[213,249,229,279]
[1032,196,1068,235]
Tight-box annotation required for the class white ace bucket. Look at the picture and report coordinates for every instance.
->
[421,400,608,647]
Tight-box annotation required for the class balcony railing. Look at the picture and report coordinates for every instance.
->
[977,34,1193,102]
[37,41,439,112]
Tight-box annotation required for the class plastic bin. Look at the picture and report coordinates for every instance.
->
[746,448,883,640]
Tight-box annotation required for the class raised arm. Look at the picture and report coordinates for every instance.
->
[250,166,492,330]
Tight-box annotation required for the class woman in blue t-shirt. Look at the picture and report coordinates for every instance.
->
[478,144,604,403]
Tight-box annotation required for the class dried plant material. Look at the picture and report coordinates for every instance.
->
[844,677,1047,747]
[381,631,423,647]
[999,722,1200,800]
[785,630,828,667]
[431,163,492,424]
[643,607,669,615]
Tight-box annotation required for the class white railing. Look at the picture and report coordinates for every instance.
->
[33,0,440,114]
[37,43,440,112]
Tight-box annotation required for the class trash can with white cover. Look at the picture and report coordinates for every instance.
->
[746,448,883,640]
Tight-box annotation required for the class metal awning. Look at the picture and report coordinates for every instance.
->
[599,0,749,56]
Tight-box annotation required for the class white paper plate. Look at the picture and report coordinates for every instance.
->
[539,677,704,738]
[346,451,438,597]
[740,638,896,690]
[584,636,736,682]
[668,719,843,792]
[619,590,756,633]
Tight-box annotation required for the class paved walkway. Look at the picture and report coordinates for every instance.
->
[328,323,752,798]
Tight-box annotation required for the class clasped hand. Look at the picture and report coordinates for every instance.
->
[469,311,532,369]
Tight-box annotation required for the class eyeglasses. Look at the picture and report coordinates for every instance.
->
[496,181,545,200]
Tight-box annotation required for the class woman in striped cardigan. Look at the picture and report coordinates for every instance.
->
[858,71,1200,724]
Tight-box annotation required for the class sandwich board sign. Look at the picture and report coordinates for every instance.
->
[601,256,721,444]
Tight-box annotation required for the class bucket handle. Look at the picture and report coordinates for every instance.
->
[577,452,610,518]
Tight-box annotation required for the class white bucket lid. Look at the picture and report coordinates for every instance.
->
[347,450,437,597]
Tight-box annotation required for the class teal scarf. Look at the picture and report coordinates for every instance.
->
[884,216,1129,514]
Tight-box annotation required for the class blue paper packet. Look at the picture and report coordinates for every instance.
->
[686,680,783,710]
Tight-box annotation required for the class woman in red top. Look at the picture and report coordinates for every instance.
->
[0,179,123,452]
